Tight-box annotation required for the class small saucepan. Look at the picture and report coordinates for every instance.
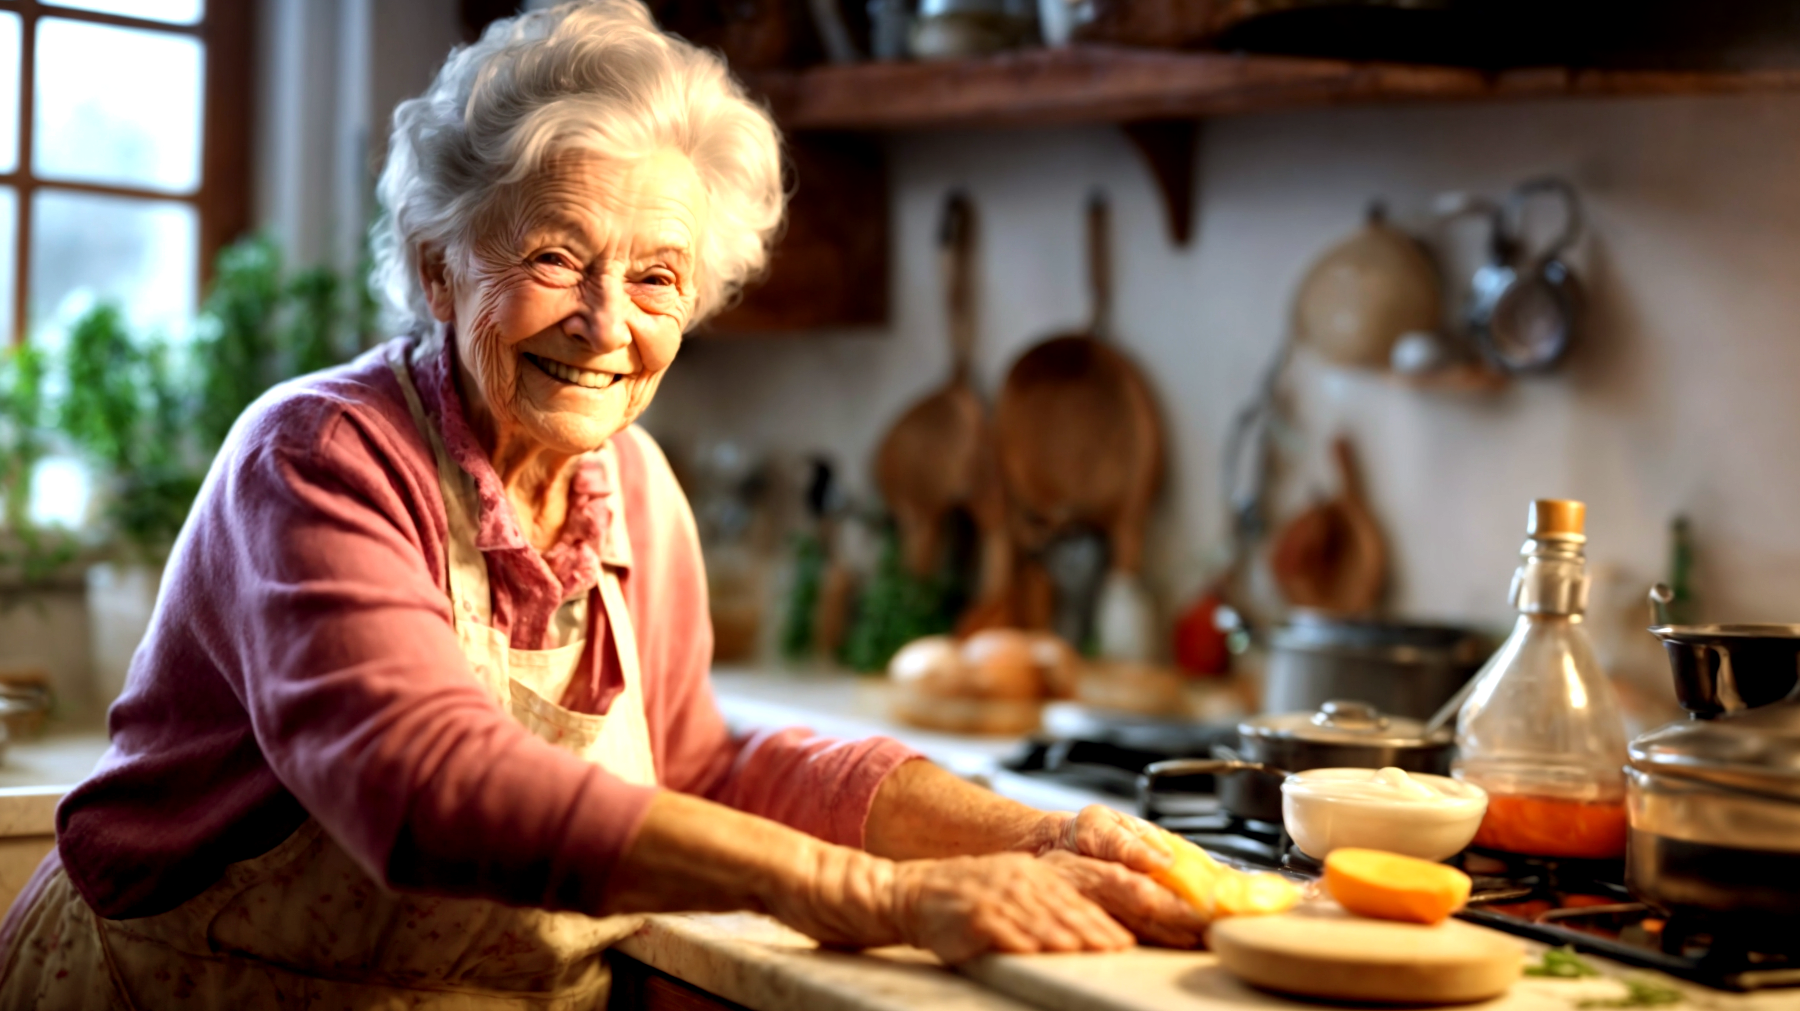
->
[1626,699,1800,930]
[1138,699,1454,825]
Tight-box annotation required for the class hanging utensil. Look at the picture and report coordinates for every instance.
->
[1292,201,1442,370]
[1268,435,1386,615]
[874,192,1013,630]
[1467,177,1584,374]
[994,192,1164,646]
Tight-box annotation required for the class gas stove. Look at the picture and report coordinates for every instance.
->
[1001,718,1800,993]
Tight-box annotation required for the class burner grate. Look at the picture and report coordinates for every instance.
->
[1447,852,1800,991]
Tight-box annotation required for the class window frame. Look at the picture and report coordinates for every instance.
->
[0,0,252,345]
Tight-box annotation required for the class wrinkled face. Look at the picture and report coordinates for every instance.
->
[424,148,704,455]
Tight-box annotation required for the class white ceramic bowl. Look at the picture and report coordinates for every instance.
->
[1282,768,1489,862]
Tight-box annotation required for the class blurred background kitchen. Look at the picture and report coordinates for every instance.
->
[5,0,1800,863]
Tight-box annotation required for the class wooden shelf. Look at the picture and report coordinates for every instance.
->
[727,44,1800,323]
[750,45,1800,131]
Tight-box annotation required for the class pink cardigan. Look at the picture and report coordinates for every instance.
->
[46,338,919,920]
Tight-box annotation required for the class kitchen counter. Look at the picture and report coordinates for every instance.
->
[0,727,109,914]
[617,913,1036,1011]
[621,909,1792,1011]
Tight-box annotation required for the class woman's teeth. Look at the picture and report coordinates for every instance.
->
[528,354,616,390]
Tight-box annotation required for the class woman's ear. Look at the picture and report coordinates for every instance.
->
[419,245,457,322]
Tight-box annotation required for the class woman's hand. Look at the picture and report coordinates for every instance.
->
[1035,850,1207,949]
[888,853,1134,963]
[1032,805,1175,875]
[607,792,1134,966]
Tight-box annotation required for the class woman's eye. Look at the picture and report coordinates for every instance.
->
[533,252,576,270]
[638,272,674,287]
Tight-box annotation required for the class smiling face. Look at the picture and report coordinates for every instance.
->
[423,148,704,459]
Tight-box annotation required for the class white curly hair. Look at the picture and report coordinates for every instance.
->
[371,0,785,334]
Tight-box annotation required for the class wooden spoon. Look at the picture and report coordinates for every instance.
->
[994,194,1163,622]
[874,193,1014,627]
[1269,435,1387,614]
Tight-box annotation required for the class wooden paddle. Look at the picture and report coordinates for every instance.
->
[1268,435,1386,614]
[993,193,1164,630]
[874,193,1013,629]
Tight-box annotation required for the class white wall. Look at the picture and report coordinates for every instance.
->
[256,0,462,275]
[644,92,1800,635]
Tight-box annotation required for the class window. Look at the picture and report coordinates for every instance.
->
[0,0,250,347]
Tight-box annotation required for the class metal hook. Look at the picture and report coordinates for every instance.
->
[1501,177,1584,264]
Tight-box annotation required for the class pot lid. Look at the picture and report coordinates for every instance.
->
[1241,699,1445,747]
[1629,698,1800,801]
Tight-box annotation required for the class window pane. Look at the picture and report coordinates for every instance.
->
[0,187,14,344]
[0,14,18,174]
[45,1,203,26]
[31,190,197,343]
[35,19,203,193]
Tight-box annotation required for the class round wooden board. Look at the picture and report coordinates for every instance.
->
[1208,908,1524,1005]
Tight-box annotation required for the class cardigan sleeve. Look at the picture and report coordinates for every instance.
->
[184,394,659,912]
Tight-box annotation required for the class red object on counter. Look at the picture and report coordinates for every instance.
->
[1173,590,1230,676]
[1471,794,1628,860]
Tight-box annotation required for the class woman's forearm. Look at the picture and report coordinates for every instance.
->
[600,789,903,947]
[861,758,1060,860]
[862,760,1177,878]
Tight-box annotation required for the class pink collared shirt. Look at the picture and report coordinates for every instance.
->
[47,337,920,920]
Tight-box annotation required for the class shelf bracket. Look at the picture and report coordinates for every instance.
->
[1121,119,1202,247]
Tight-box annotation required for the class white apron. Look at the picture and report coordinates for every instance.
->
[0,342,658,1010]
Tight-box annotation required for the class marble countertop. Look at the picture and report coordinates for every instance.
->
[623,911,1790,1011]
[0,727,109,837]
[618,913,1036,1011]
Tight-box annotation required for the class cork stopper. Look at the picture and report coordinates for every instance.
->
[1527,499,1586,541]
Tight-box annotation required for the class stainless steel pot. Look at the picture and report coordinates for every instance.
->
[1625,699,1800,927]
[1139,699,1454,824]
[1646,622,1800,718]
[1264,614,1492,721]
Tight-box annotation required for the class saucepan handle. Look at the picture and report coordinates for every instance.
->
[1137,758,1288,820]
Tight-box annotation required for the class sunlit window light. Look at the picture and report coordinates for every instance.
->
[27,455,92,529]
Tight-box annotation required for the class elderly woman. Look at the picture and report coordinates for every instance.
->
[0,3,1202,1007]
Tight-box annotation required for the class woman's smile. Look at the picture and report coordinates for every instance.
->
[521,351,620,391]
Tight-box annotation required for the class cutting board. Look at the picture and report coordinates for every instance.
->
[957,906,1756,1011]
[1208,908,1519,1003]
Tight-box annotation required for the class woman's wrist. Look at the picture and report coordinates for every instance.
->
[1022,810,1076,855]
[766,834,906,948]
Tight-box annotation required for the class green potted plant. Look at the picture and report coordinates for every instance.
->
[65,234,358,710]
[0,343,79,593]
[54,303,202,708]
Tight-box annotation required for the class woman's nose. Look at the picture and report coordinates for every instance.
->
[562,274,633,353]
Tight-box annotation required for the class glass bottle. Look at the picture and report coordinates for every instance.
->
[1454,500,1631,859]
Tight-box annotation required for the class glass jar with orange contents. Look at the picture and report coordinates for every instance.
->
[1453,500,1630,860]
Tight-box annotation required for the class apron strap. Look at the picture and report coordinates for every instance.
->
[385,339,493,629]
